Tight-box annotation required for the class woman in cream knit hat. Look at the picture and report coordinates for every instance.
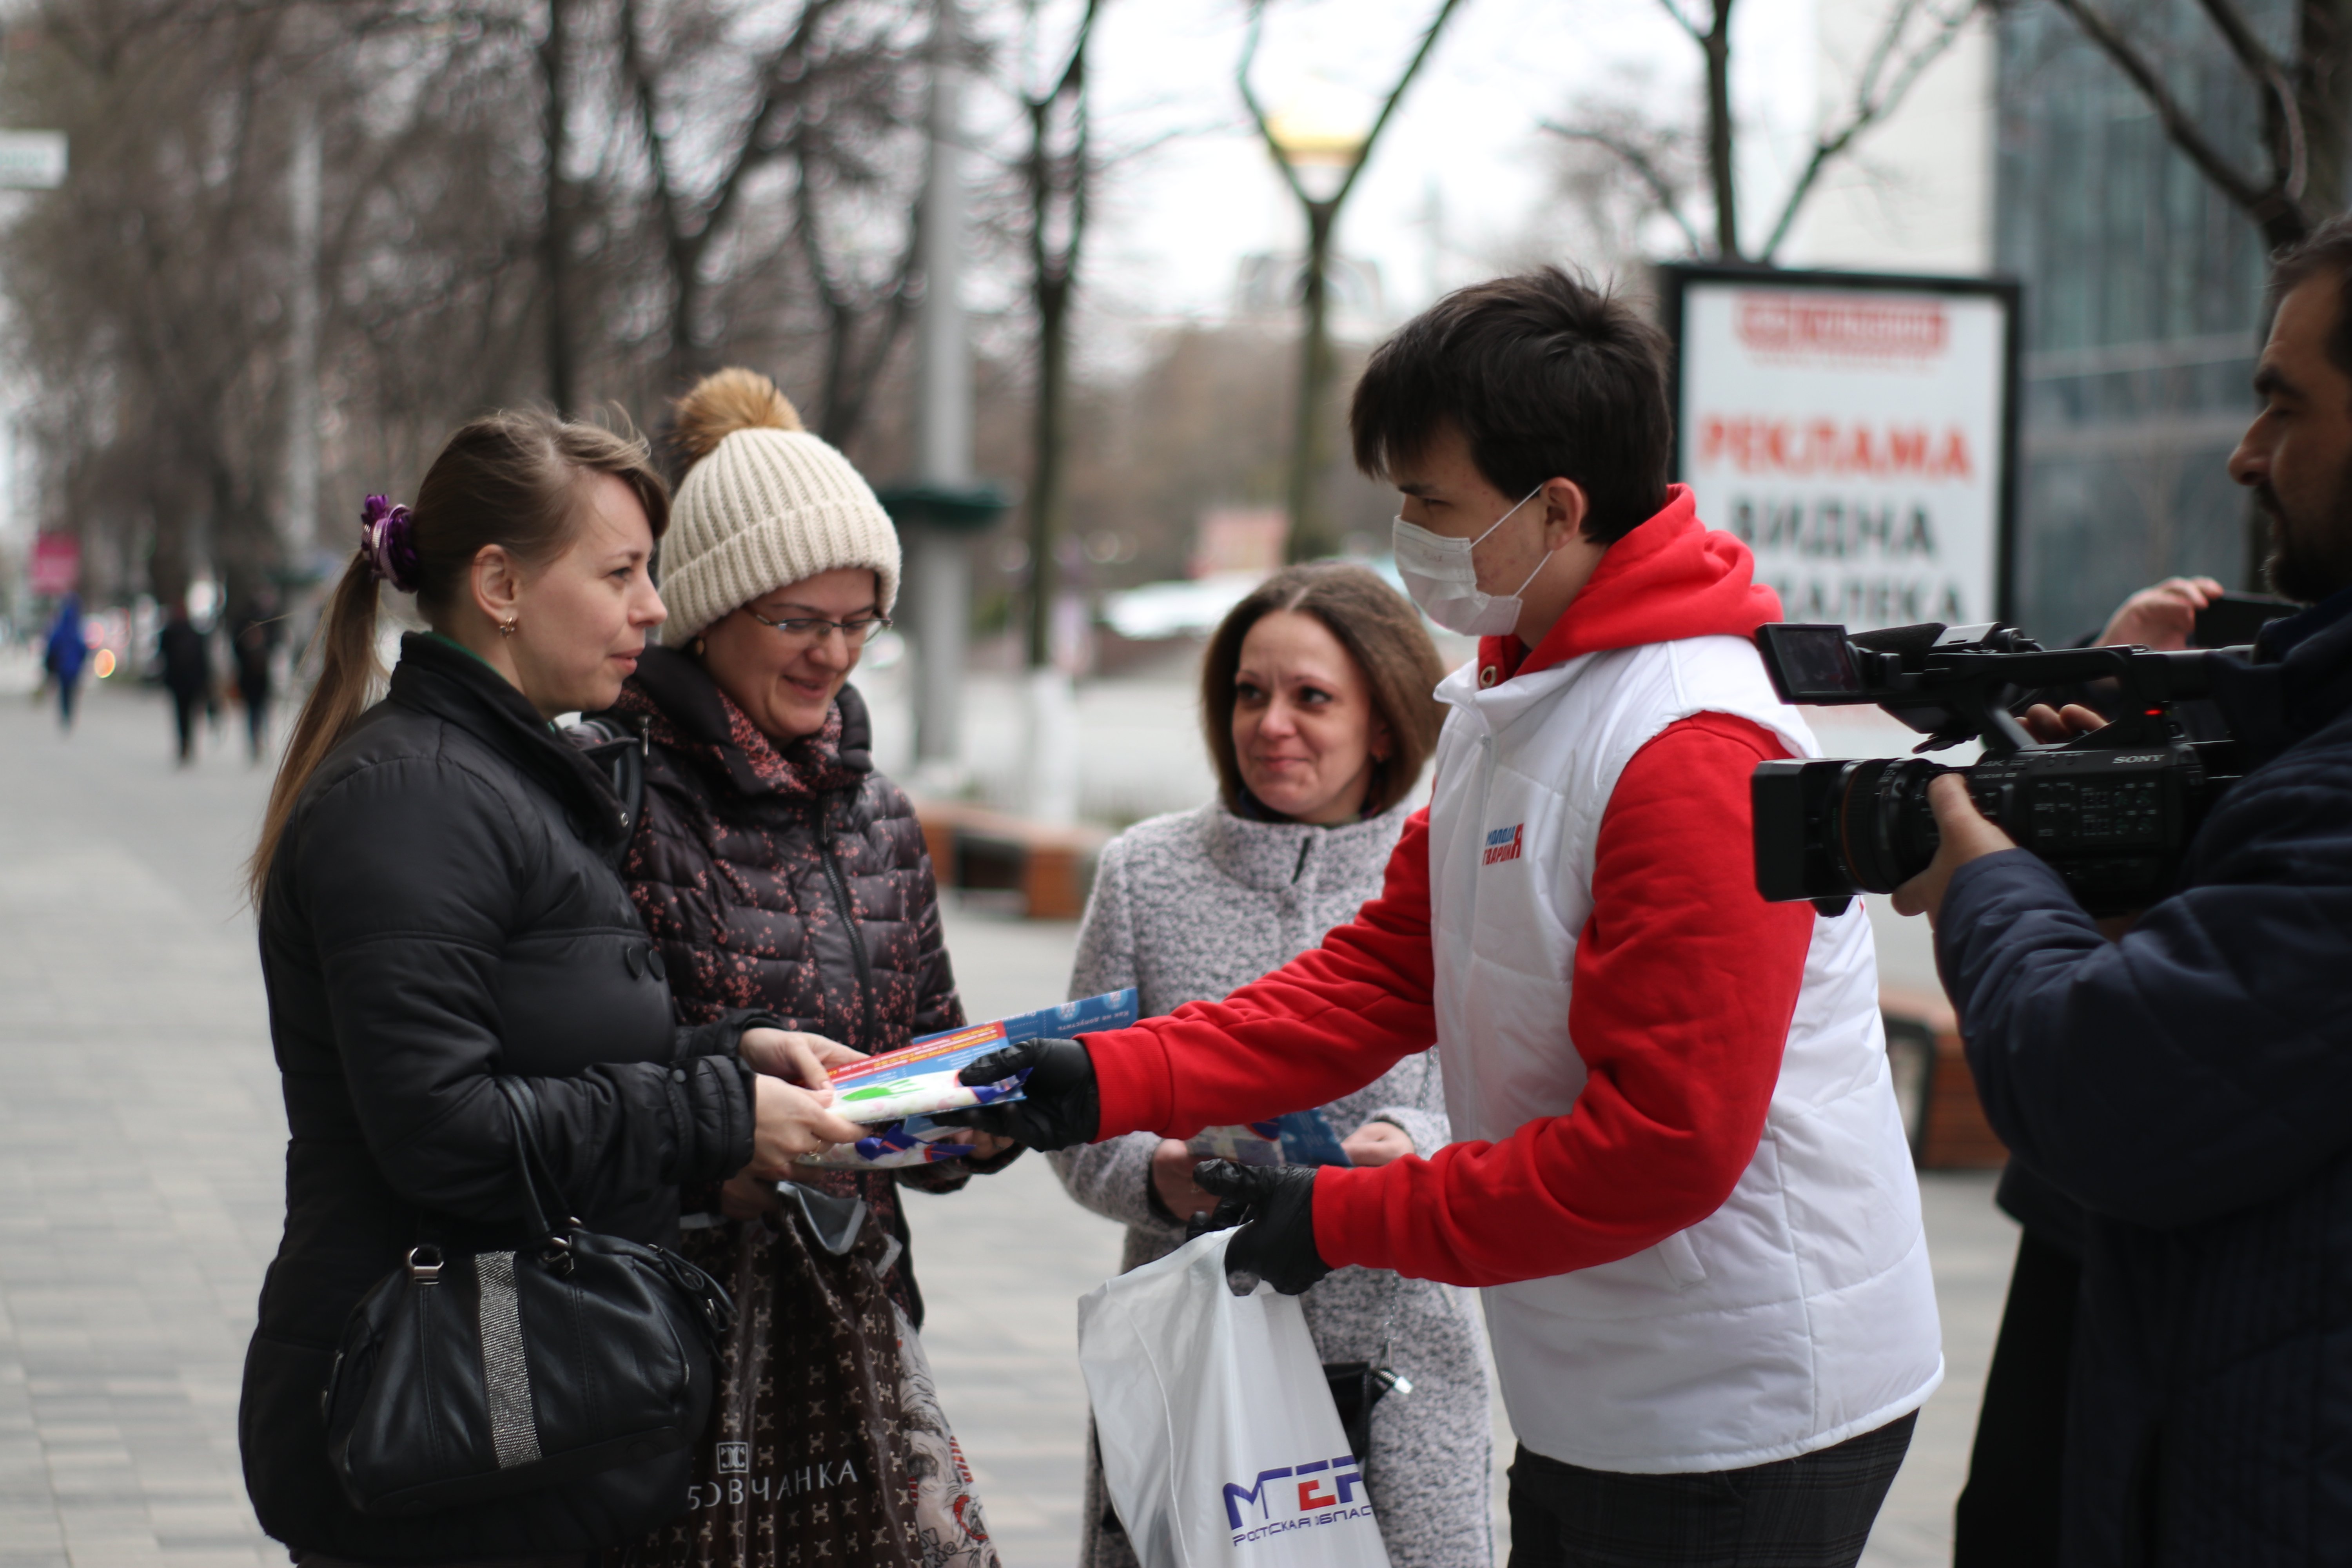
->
[600,369,1011,1568]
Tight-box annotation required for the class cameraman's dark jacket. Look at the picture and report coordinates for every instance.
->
[1938,588,2352,1567]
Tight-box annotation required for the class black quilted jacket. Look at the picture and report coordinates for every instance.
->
[606,646,989,1323]
[243,633,762,1559]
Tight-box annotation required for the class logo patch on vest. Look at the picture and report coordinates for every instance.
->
[1483,824,1524,866]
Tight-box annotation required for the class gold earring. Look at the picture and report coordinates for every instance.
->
[497,619,517,637]
[691,637,706,658]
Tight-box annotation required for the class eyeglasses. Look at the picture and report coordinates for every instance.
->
[738,606,892,648]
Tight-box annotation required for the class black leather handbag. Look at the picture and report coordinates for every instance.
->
[320,1078,736,1519]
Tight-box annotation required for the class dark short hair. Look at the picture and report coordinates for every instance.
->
[1349,267,1672,544]
[2270,215,2352,385]
[1200,563,1448,819]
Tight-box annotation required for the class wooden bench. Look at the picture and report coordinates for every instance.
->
[1880,984,2008,1170]
[912,799,1111,921]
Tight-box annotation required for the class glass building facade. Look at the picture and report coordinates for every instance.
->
[1995,0,2287,640]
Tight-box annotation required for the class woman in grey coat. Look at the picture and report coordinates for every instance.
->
[1054,563,1493,1568]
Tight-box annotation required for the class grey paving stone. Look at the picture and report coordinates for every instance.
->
[0,688,283,1565]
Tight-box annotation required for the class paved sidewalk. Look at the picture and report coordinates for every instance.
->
[0,673,2013,1568]
[0,680,286,1568]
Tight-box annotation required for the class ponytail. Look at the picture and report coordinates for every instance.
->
[245,551,382,908]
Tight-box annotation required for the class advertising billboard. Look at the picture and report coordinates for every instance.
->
[29,532,79,596]
[1661,265,2020,631]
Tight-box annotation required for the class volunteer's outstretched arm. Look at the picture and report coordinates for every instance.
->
[953,811,1441,1148]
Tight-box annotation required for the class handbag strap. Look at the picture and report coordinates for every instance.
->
[491,1076,578,1242]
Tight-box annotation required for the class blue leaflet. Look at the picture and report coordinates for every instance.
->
[992,987,1142,1047]
[804,988,1144,1169]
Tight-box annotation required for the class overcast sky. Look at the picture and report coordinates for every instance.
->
[971,0,1818,347]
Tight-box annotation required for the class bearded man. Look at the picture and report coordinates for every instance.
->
[1890,218,2352,1564]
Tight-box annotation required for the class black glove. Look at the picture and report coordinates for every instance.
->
[1186,1160,1332,1296]
[935,1037,1100,1151]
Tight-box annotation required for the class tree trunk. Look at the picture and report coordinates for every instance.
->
[819,294,858,445]
[1285,202,1338,562]
[666,243,704,394]
[2300,0,2352,220]
[539,0,576,415]
[1704,0,1740,260]
[1027,269,1071,668]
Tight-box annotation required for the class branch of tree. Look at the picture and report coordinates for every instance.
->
[2193,0,2308,201]
[1332,0,1464,211]
[2047,0,2281,221]
[1235,4,1312,211]
[1651,0,1707,43]
[1758,0,1978,262]
[1537,118,1707,255]
[615,0,686,261]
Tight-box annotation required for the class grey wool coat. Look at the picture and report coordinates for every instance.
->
[1053,798,1493,1568]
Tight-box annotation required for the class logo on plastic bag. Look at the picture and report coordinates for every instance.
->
[715,1441,751,1476]
[1221,1453,1374,1544]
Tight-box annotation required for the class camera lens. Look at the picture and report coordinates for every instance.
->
[1834,757,1947,893]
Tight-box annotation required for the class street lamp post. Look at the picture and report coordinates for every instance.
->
[884,0,1008,790]
[1262,99,1359,567]
[1238,0,1463,561]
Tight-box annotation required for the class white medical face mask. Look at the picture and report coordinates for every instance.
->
[1391,484,1548,636]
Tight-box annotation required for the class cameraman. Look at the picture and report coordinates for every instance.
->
[955,270,1942,1567]
[1954,575,2221,1568]
[1895,220,2352,1562]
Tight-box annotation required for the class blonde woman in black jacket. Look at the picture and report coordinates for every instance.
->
[239,412,865,1563]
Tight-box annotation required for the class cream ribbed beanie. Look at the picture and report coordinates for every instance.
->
[657,368,900,646]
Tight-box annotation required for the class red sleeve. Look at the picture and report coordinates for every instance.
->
[1311,713,1815,1286]
[1086,809,1438,1140]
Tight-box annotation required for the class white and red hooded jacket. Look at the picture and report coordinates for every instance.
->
[1079,488,1942,1474]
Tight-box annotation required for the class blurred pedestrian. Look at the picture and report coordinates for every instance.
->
[1053,562,1489,1568]
[238,410,864,1562]
[230,592,281,761]
[600,368,1009,1568]
[156,596,211,765]
[41,592,86,730]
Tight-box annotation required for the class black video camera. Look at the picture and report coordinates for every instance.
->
[1750,621,2241,917]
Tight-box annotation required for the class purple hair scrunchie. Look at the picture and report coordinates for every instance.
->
[359,494,420,594]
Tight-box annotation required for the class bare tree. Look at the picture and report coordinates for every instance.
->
[1238,0,1463,561]
[5,0,556,612]
[1545,0,1982,263]
[0,0,933,655]
[1012,0,1104,673]
[541,0,579,413]
[615,0,927,396]
[2047,0,2351,249]
[790,147,920,448]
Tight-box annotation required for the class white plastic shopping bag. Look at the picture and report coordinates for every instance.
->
[1078,1230,1392,1568]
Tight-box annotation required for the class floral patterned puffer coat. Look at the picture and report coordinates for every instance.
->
[606,643,994,1324]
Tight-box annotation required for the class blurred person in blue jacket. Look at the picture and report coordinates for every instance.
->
[1894,216,2352,1566]
[42,592,86,730]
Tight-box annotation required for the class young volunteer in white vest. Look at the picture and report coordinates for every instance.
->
[948,269,1942,1567]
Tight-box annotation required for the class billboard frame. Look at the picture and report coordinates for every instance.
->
[1656,262,2024,625]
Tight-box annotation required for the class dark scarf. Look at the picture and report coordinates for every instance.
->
[608,642,866,801]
